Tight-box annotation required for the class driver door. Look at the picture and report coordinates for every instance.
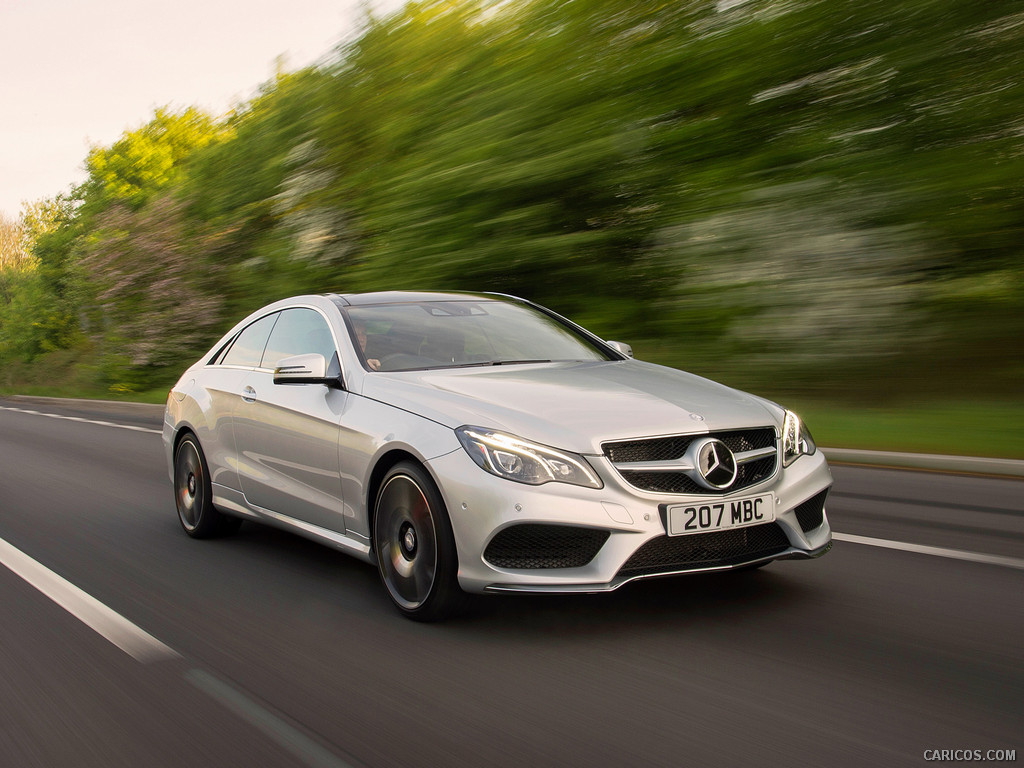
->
[233,307,349,534]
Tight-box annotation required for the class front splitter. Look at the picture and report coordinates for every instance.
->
[481,539,833,594]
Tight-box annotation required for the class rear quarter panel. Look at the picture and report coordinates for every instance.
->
[166,366,252,492]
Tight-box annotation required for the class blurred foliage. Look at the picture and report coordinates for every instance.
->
[1,0,1022,398]
[82,107,222,213]
[76,195,228,387]
[0,197,82,361]
[0,212,28,270]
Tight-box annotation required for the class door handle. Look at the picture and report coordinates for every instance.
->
[241,385,257,403]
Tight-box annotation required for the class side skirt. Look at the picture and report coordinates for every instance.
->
[211,484,375,564]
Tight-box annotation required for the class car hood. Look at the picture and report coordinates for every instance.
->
[360,360,780,454]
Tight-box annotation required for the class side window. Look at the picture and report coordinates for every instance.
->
[221,313,279,367]
[261,308,337,370]
[208,337,234,366]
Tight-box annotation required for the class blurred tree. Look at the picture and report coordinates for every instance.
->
[77,195,226,388]
[317,0,676,334]
[3,0,1021,398]
[20,195,74,247]
[82,107,221,213]
[0,213,26,270]
[184,68,341,316]
[0,198,82,361]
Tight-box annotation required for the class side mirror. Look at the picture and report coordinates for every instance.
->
[274,353,339,386]
[606,340,633,359]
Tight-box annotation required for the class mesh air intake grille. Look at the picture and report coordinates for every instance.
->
[794,489,828,533]
[618,522,791,576]
[484,524,610,569]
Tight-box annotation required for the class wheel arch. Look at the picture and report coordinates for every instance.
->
[367,450,467,620]
[366,449,427,544]
[172,424,198,457]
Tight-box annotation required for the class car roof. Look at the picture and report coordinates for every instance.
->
[328,290,519,307]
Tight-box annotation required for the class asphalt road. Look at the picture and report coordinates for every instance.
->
[0,398,1020,768]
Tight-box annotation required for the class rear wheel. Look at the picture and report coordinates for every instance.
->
[174,434,241,538]
[373,462,465,621]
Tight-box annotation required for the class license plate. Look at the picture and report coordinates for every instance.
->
[666,494,776,536]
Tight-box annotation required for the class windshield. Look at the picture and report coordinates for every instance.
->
[344,300,614,372]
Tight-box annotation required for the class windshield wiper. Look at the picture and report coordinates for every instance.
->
[433,359,554,370]
[490,359,552,366]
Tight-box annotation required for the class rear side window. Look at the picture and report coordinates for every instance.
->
[221,313,279,367]
[261,308,337,369]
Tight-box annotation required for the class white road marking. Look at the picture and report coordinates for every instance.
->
[186,670,355,768]
[833,532,1024,570]
[0,405,162,434]
[0,536,180,663]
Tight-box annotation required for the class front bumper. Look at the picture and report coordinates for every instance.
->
[426,445,833,595]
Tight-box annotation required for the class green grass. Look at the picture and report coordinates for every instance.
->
[0,347,173,404]
[2,382,1020,459]
[1,351,1021,458]
[0,383,170,405]
[785,399,1024,460]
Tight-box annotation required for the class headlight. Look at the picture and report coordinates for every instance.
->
[782,410,817,467]
[456,427,602,489]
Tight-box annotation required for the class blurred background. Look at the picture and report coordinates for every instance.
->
[1,0,1021,455]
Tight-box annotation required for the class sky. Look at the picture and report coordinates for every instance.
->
[0,0,400,220]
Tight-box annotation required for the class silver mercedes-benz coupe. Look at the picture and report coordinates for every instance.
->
[164,291,832,620]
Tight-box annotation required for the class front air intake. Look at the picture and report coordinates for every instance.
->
[793,489,829,533]
[617,522,791,577]
[484,524,610,569]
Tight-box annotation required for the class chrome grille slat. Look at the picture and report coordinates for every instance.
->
[612,458,697,473]
[734,446,777,463]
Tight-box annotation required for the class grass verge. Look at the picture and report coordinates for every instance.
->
[785,399,1024,460]
[1,382,1020,459]
[0,347,1020,459]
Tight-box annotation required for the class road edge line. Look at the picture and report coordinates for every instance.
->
[0,405,162,435]
[833,532,1024,570]
[0,536,180,662]
[185,669,356,768]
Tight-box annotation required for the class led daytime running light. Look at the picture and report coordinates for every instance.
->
[457,427,602,488]
[782,410,816,466]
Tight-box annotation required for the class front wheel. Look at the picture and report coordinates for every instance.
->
[373,462,466,621]
[174,434,241,538]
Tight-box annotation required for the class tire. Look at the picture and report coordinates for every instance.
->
[373,461,466,622]
[174,433,241,538]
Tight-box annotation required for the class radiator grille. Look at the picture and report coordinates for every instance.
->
[604,428,775,463]
[604,428,777,495]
